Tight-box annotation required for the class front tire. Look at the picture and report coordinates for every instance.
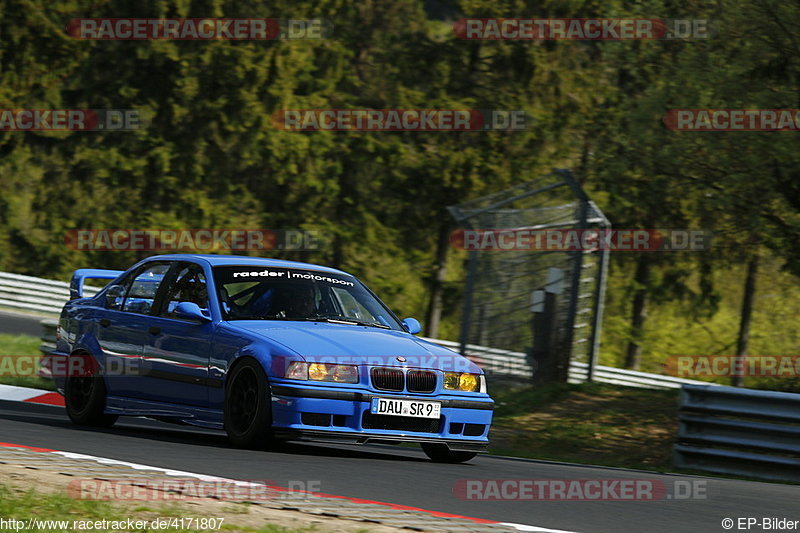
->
[224,359,273,449]
[421,443,477,463]
[64,354,118,428]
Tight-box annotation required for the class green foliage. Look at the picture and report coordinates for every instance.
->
[0,0,798,386]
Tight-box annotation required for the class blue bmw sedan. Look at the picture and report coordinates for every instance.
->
[49,255,494,462]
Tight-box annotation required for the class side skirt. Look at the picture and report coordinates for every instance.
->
[105,396,224,430]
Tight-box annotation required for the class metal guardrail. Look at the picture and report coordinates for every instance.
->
[5,270,714,390]
[567,361,718,390]
[673,384,800,482]
[0,271,99,315]
[40,318,59,356]
[420,337,715,390]
[420,337,535,378]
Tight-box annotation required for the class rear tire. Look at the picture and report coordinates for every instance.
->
[421,443,478,463]
[224,359,274,449]
[64,354,118,428]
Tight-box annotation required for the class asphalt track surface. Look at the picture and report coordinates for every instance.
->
[1,400,797,533]
[1,311,798,532]
[0,309,47,337]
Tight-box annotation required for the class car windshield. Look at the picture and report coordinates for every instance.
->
[213,266,403,330]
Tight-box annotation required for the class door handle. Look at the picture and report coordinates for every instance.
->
[149,326,161,336]
[99,319,111,327]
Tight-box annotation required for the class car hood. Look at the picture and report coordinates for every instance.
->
[228,321,482,373]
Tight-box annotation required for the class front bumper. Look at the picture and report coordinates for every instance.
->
[270,383,493,452]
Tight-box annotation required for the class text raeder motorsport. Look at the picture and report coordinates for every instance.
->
[232,269,355,286]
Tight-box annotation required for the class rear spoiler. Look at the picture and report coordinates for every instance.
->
[69,269,124,300]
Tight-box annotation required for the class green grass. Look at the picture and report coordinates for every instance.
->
[0,484,122,524]
[491,381,600,419]
[0,333,56,390]
[488,382,681,471]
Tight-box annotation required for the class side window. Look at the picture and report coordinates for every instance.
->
[160,264,209,320]
[105,272,136,311]
[220,281,259,318]
[122,263,170,315]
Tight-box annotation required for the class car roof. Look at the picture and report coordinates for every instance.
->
[143,254,352,277]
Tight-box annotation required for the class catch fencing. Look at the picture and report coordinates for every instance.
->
[674,384,800,482]
[448,169,610,384]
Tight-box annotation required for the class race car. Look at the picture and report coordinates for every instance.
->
[47,254,493,463]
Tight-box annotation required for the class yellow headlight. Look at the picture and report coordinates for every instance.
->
[443,372,479,391]
[306,363,359,383]
[308,363,330,380]
[458,373,479,392]
[444,372,460,390]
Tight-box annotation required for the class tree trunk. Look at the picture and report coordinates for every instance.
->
[624,256,650,369]
[732,255,759,387]
[424,222,450,338]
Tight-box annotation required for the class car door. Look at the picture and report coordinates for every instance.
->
[96,261,172,399]
[138,261,214,407]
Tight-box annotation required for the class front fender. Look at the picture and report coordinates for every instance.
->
[209,324,304,408]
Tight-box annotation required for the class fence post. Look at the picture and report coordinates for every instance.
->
[458,250,478,356]
[587,226,610,382]
[531,290,558,383]
[560,199,589,382]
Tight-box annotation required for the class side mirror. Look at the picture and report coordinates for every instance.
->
[401,317,421,335]
[105,285,126,310]
[174,302,211,323]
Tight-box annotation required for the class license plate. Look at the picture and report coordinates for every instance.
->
[370,398,441,419]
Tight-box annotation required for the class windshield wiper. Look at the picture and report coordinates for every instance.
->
[237,314,391,329]
[299,316,391,329]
